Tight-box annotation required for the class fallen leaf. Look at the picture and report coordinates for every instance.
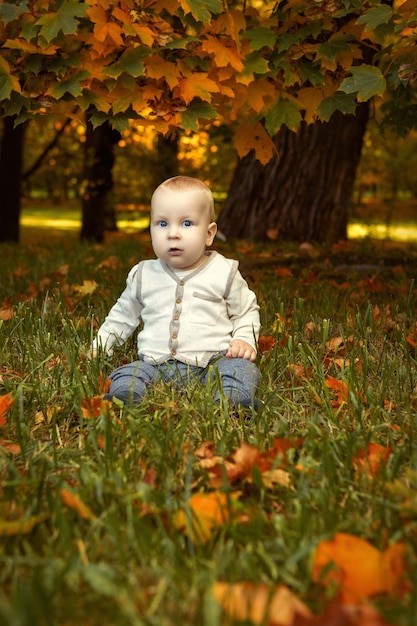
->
[258,335,276,352]
[0,440,21,454]
[0,393,14,426]
[174,491,239,542]
[72,280,98,296]
[81,395,113,418]
[353,443,392,479]
[0,513,49,536]
[325,375,349,406]
[312,533,406,603]
[60,489,97,521]
[0,307,14,321]
[274,267,293,278]
[213,582,312,625]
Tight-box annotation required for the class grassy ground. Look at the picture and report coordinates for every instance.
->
[1,227,417,625]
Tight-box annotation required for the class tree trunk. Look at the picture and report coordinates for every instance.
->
[218,105,369,243]
[80,120,121,243]
[151,133,179,189]
[0,118,26,243]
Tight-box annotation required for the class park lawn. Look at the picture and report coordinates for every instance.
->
[1,230,417,625]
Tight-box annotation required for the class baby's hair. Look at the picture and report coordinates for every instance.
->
[152,176,215,221]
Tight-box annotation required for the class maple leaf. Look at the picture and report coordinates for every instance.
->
[179,0,223,24]
[72,280,98,296]
[325,375,349,406]
[258,335,276,352]
[37,0,88,43]
[178,74,220,105]
[312,533,406,603]
[201,35,244,71]
[81,395,113,418]
[234,122,277,165]
[213,582,312,625]
[145,55,179,89]
[340,65,386,102]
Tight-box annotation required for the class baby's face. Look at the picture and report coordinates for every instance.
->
[150,188,217,271]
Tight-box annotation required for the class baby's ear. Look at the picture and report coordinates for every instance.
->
[207,222,217,245]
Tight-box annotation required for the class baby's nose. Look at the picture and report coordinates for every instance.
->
[168,224,180,237]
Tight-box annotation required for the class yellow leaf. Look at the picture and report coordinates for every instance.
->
[0,513,49,536]
[174,492,239,542]
[246,78,277,113]
[72,280,98,296]
[297,87,324,124]
[213,582,312,625]
[233,122,277,165]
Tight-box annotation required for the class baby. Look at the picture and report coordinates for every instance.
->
[92,176,261,408]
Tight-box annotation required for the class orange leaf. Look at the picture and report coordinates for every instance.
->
[201,35,244,71]
[0,440,21,454]
[60,489,97,521]
[258,335,276,352]
[312,533,406,603]
[0,307,14,321]
[81,395,113,418]
[274,267,293,278]
[0,393,14,426]
[179,74,220,104]
[174,492,239,542]
[288,363,311,381]
[213,582,312,625]
[325,375,349,406]
[353,442,392,479]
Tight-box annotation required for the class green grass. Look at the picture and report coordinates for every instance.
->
[1,230,417,625]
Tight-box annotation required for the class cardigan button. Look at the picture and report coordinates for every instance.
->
[176,298,181,304]
[171,350,176,356]
[179,280,185,286]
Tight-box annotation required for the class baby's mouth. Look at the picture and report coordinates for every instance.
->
[169,247,182,255]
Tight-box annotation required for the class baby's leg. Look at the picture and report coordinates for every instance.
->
[105,360,158,404]
[209,356,261,408]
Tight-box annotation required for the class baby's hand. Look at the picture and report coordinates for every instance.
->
[226,339,256,362]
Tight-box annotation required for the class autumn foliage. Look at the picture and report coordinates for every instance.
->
[0,1,416,163]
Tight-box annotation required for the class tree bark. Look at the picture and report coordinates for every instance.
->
[0,117,26,243]
[218,105,369,243]
[80,120,121,243]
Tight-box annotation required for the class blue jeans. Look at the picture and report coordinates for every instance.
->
[105,354,261,408]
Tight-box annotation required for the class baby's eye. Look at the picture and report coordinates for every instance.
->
[158,220,168,227]
[182,220,193,227]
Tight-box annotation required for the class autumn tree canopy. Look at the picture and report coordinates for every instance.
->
[0,0,416,165]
